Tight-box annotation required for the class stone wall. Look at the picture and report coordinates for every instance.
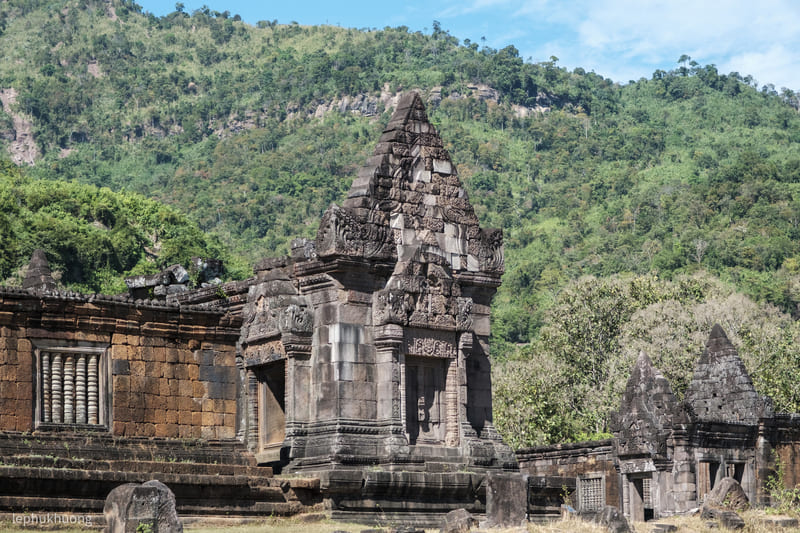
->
[759,414,800,502]
[0,288,240,439]
[0,322,33,432]
[517,439,618,514]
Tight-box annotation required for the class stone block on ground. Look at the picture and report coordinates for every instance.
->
[578,505,632,533]
[103,479,183,533]
[754,515,799,528]
[649,524,677,533]
[484,472,528,528]
[705,477,749,510]
[700,506,744,530]
[439,508,478,533]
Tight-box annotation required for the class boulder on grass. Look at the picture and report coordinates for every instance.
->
[439,508,478,533]
[705,477,749,511]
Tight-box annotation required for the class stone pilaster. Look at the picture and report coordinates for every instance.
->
[458,333,477,440]
[375,324,407,455]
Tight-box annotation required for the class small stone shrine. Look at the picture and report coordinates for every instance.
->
[518,324,800,523]
[237,92,516,521]
[0,92,515,525]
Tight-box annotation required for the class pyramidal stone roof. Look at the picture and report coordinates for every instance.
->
[683,324,771,424]
[315,92,503,278]
[612,351,681,457]
[309,92,503,331]
[22,249,58,293]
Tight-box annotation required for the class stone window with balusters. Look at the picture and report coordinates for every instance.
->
[33,340,109,430]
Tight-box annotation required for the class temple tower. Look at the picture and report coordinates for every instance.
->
[238,92,516,521]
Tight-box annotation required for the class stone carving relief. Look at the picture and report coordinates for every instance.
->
[406,337,456,358]
[316,204,394,260]
[279,304,313,334]
[404,329,457,358]
[241,278,312,346]
[373,289,414,326]
[244,340,286,368]
[456,297,473,331]
[476,229,504,273]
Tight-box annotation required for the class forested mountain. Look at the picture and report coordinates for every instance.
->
[2,0,800,446]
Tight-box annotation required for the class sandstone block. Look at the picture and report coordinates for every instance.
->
[103,480,182,533]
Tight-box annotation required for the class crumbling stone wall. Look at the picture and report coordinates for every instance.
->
[517,439,618,513]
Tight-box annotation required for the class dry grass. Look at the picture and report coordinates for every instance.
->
[1,510,799,533]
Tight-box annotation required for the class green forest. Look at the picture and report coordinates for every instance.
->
[2,0,800,448]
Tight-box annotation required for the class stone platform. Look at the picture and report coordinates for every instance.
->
[0,432,322,517]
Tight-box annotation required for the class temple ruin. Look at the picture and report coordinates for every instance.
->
[2,91,800,526]
[0,92,515,524]
[518,324,800,522]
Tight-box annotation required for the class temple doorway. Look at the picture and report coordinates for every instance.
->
[257,360,286,456]
[405,356,448,445]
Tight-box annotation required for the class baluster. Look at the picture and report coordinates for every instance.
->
[63,355,74,423]
[75,354,86,424]
[51,354,62,423]
[247,369,258,448]
[42,352,51,423]
[88,354,99,425]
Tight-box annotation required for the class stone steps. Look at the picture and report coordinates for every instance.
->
[4,455,266,477]
[0,432,323,517]
[0,466,320,515]
[0,432,257,466]
[0,495,308,516]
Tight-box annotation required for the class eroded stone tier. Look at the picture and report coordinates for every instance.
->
[611,351,684,458]
[683,324,772,424]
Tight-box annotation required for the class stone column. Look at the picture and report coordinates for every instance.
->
[235,352,247,441]
[375,324,407,454]
[75,354,87,424]
[283,333,312,453]
[51,353,63,424]
[445,338,462,446]
[87,354,99,425]
[246,369,258,451]
[63,355,74,424]
[41,352,51,423]
[458,333,477,439]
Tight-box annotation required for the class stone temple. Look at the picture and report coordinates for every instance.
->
[3,91,800,527]
[0,92,515,524]
[518,324,800,523]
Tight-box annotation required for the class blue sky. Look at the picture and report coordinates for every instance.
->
[137,0,800,91]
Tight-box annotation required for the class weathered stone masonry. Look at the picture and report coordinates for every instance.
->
[518,325,800,522]
[0,288,239,439]
[0,92,516,523]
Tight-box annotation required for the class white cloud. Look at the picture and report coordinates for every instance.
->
[504,0,800,88]
[721,45,800,90]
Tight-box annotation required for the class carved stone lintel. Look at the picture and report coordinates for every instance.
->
[244,351,286,368]
[404,329,457,358]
